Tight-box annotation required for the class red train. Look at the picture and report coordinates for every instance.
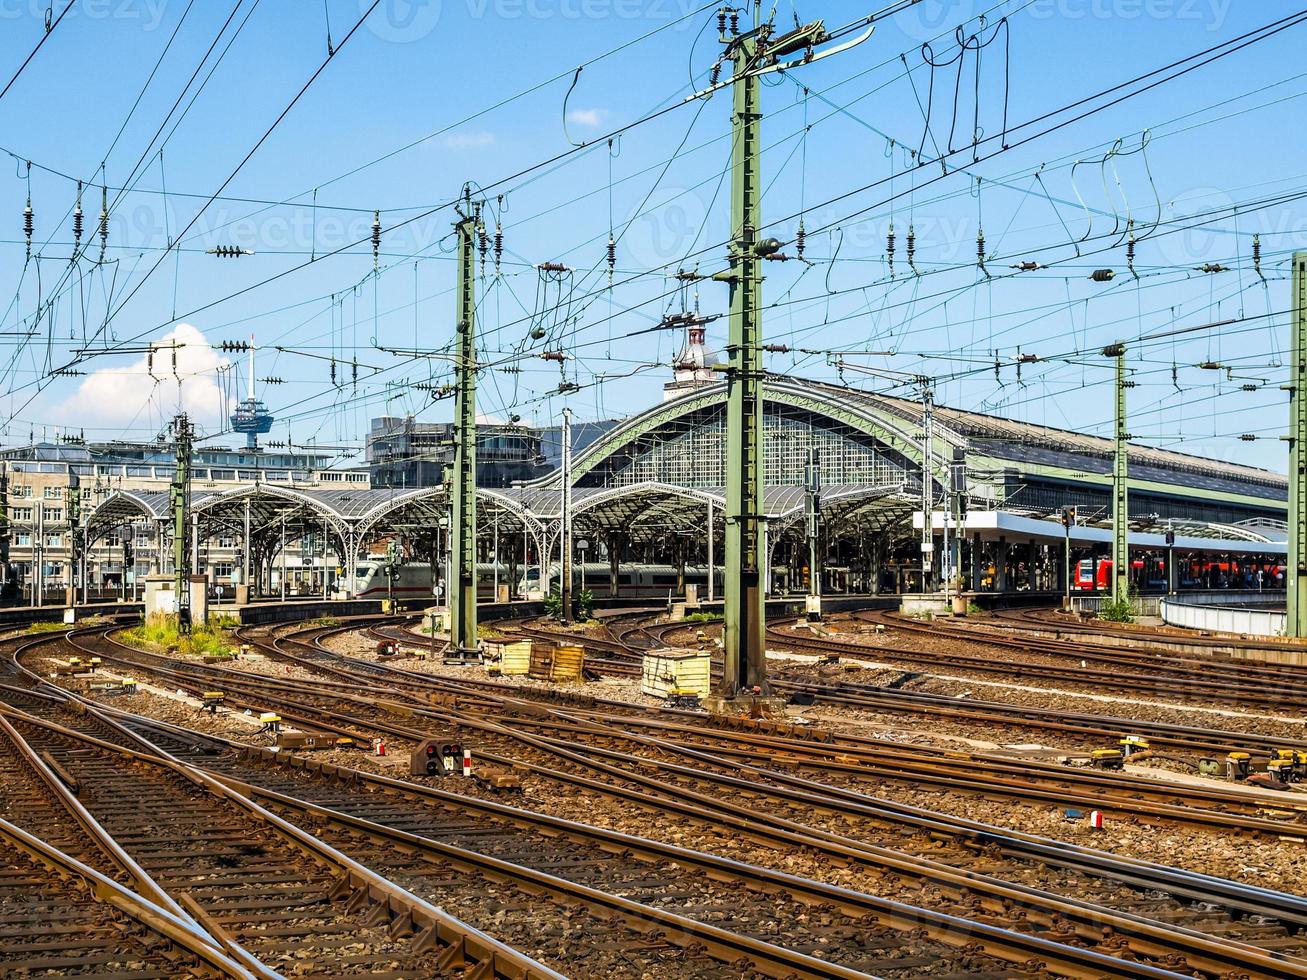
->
[1073,558,1284,591]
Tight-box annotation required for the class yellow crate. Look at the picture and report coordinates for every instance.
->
[528,642,585,682]
[493,640,533,675]
[642,650,712,698]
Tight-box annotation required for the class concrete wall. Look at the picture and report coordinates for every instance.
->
[1160,592,1287,638]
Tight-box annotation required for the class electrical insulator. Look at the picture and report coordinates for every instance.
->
[98,186,108,262]
[717,7,727,33]
[72,182,83,248]
[1090,269,1116,282]
[906,224,916,273]
[1253,234,1262,277]
[1239,434,1256,442]
[330,359,337,385]
[1197,263,1228,274]
[1241,384,1258,392]
[351,358,358,388]
[606,234,616,281]
[493,221,503,273]
[729,10,738,34]
[976,227,985,272]
[478,223,489,273]
[886,222,895,278]
[710,61,721,86]
[23,196,33,260]
[1011,260,1042,271]
[796,218,806,260]
[530,326,546,340]
[1126,224,1136,277]
[371,210,381,270]
[541,350,566,362]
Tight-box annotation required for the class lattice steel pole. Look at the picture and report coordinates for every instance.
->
[169,413,193,630]
[1287,253,1307,636]
[1104,343,1130,604]
[717,13,767,696]
[449,191,481,658]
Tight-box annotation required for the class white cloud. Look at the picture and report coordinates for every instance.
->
[566,108,608,128]
[441,131,495,149]
[50,323,230,433]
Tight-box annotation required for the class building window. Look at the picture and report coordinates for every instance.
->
[14,533,30,546]
[45,534,61,548]
[42,486,62,499]
[217,535,236,548]
[44,508,62,523]
[10,507,31,522]
[12,485,31,498]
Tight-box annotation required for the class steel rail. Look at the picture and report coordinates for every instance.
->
[0,814,263,980]
[56,624,1307,977]
[0,695,564,980]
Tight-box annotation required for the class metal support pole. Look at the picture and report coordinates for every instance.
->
[33,501,43,606]
[920,385,934,593]
[449,192,481,656]
[719,19,767,696]
[242,498,251,594]
[559,408,573,624]
[280,518,286,601]
[1288,252,1307,636]
[805,447,821,602]
[706,499,714,603]
[1064,520,1072,610]
[169,414,193,629]
[1105,343,1130,604]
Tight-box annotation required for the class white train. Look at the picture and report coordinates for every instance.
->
[352,561,513,600]
[524,562,712,599]
[353,560,713,601]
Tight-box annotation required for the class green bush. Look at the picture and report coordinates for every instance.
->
[542,589,563,618]
[120,613,233,659]
[1098,593,1136,623]
[577,588,595,620]
[682,611,722,624]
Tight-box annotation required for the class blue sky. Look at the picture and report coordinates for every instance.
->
[0,0,1301,472]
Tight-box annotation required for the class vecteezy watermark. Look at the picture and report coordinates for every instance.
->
[0,0,169,32]
[892,0,978,44]
[619,185,710,270]
[363,0,698,43]
[1027,0,1232,29]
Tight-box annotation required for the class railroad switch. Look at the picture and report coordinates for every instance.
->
[664,693,702,710]
[1226,752,1251,780]
[1272,749,1307,781]
[201,692,225,714]
[376,641,398,658]
[1197,758,1222,777]
[1090,749,1124,770]
[1119,735,1149,758]
[1267,758,1297,784]
[87,657,101,673]
[259,712,281,734]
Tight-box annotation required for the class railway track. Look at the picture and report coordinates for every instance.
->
[3,629,1206,978]
[454,616,1307,760]
[0,629,567,980]
[836,610,1307,713]
[38,620,1307,976]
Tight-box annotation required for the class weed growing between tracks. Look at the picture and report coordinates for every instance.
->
[121,613,233,658]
